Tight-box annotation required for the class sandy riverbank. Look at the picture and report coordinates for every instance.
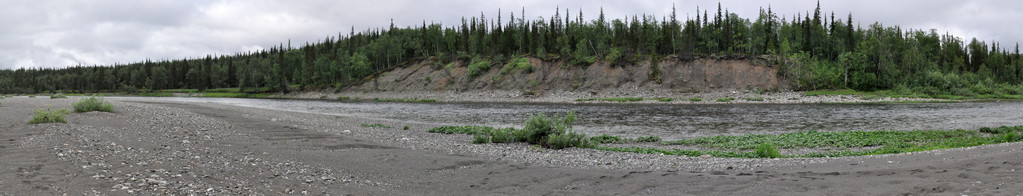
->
[0,97,1019,195]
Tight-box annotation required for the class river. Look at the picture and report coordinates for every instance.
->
[112,97,1023,140]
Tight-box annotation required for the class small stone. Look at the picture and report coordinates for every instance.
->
[342,130,351,134]
[700,154,712,158]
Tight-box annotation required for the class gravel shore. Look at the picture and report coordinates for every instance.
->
[1,96,1019,195]
[286,88,942,104]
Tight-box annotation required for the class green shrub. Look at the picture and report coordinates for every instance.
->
[472,134,490,144]
[1004,132,1020,142]
[590,134,623,144]
[754,143,781,158]
[467,57,492,78]
[546,132,592,149]
[403,126,410,130]
[50,93,68,99]
[635,136,662,143]
[73,97,114,113]
[29,106,70,124]
[657,98,674,102]
[337,96,351,101]
[429,112,593,149]
[689,98,702,102]
[716,97,735,102]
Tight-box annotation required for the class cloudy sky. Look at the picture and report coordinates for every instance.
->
[2,0,1020,70]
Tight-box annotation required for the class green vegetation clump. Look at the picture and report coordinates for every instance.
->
[337,96,351,101]
[590,134,623,144]
[689,98,702,102]
[73,97,114,113]
[466,58,492,78]
[499,57,533,77]
[29,106,70,124]
[635,136,662,143]
[28,95,36,98]
[744,97,765,102]
[428,112,593,149]
[360,123,392,128]
[50,93,67,99]
[754,143,781,158]
[979,126,1023,134]
[716,97,734,102]
[657,98,674,102]
[403,126,410,130]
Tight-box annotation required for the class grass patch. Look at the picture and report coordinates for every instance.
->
[73,97,114,113]
[716,97,734,102]
[28,95,36,98]
[50,93,68,99]
[657,98,674,102]
[337,96,351,101]
[360,123,392,129]
[575,97,644,102]
[654,125,1023,158]
[28,106,70,124]
[688,98,702,102]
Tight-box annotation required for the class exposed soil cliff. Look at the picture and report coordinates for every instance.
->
[347,56,789,97]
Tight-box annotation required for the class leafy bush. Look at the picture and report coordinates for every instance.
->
[466,57,492,78]
[50,93,68,99]
[472,134,490,144]
[604,47,624,65]
[546,132,592,149]
[403,126,409,130]
[754,143,781,158]
[29,106,70,124]
[73,97,114,113]
[1004,132,1020,142]
[428,112,593,149]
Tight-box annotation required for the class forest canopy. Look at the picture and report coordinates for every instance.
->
[1,2,1021,98]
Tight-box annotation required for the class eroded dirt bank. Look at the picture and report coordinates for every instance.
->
[1,97,1020,195]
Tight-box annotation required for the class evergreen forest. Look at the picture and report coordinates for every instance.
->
[2,2,1022,98]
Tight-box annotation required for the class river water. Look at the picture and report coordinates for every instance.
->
[114,97,1023,140]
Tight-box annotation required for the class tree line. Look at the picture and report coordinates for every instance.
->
[1,2,1021,97]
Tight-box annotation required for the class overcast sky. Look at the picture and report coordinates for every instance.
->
[2,0,1020,70]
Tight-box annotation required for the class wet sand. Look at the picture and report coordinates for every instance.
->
[1,97,1019,195]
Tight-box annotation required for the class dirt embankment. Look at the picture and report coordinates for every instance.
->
[348,56,789,97]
